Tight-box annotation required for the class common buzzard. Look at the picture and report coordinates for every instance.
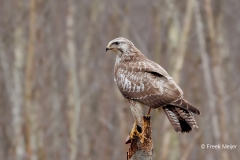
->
[106,37,200,139]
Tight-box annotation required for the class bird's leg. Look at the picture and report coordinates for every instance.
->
[146,108,152,116]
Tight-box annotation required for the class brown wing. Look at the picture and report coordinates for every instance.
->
[171,98,201,115]
[116,59,170,77]
[114,61,183,108]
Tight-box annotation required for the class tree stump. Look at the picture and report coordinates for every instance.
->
[126,116,153,160]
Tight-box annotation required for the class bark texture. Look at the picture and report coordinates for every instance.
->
[66,1,81,160]
[127,116,153,160]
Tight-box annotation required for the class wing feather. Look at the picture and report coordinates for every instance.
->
[115,61,183,108]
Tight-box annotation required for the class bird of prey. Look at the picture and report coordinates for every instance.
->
[106,37,200,140]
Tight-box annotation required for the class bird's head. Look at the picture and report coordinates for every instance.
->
[106,37,135,55]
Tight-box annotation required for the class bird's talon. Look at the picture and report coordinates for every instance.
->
[129,122,145,143]
[144,115,151,119]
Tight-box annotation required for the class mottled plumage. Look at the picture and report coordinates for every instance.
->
[106,37,200,133]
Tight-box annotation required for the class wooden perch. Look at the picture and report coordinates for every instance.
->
[126,116,153,160]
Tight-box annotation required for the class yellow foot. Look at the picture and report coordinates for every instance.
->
[129,121,145,143]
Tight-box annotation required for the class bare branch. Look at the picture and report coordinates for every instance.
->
[172,0,194,82]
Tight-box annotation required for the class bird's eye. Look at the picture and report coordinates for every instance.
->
[113,42,119,45]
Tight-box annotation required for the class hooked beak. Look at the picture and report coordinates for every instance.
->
[106,43,112,52]
[106,47,110,52]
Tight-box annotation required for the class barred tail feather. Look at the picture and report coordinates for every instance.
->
[163,107,182,133]
[163,105,198,133]
[175,107,198,129]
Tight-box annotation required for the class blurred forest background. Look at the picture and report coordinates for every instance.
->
[0,0,240,160]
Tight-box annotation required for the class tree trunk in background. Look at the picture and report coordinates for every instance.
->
[24,0,37,159]
[204,0,229,159]
[215,14,229,160]
[66,1,81,160]
[151,3,164,159]
[50,58,62,159]
[51,87,61,158]
[81,0,100,82]
[161,0,193,159]
[0,43,12,104]
[152,0,162,63]
[172,0,193,83]
[194,0,221,159]
[0,39,15,159]
[79,1,102,158]
[173,0,195,158]
[12,1,26,159]
[160,1,178,159]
